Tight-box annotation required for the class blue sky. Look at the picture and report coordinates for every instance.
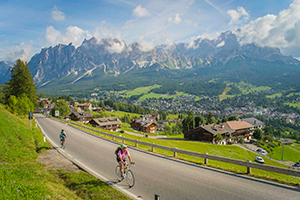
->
[1,0,299,61]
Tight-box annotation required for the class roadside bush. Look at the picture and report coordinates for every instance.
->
[238,138,244,144]
[269,142,278,148]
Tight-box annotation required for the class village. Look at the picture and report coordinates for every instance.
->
[34,98,270,146]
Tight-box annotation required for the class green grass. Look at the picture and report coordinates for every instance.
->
[167,114,178,120]
[235,82,271,94]
[118,84,161,97]
[285,102,300,109]
[267,143,300,163]
[110,110,141,119]
[68,121,300,186]
[0,105,130,199]
[137,91,189,102]
[266,93,283,98]
[287,92,300,97]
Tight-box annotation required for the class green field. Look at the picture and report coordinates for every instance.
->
[70,122,300,186]
[266,93,283,98]
[287,92,300,97]
[270,144,300,163]
[137,91,189,102]
[118,85,161,97]
[285,102,300,109]
[235,82,271,94]
[0,105,130,200]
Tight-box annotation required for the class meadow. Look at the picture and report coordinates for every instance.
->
[0,105,130,200]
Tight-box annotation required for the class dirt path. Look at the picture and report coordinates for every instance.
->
[37,148,80,172]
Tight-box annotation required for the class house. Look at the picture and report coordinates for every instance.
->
[130,117,157,133]
[142,113,160,120]
[104,105,113,112]
[69,111,92,123]
[243,117,265,130]
[92,107,102,112]
[77,103,92,111]
[222,120,253,141]
[34,108,52,115]
[156,124,165,131]
[184,124,234,145]
[279,139,294,145]
[89,117,122,131]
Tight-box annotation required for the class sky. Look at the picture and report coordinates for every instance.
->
[1,0,300,61]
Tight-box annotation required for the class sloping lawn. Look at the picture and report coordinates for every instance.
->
[0,105,130,200]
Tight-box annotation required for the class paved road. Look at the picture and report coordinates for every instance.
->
[35,114,300,200]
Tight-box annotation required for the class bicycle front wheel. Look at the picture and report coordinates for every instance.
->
[115,165,123,181]
[126,170,135,187]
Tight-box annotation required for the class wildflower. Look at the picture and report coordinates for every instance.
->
[13,181,15,183]
[17,189,19,192]
[23,179,25,181]
[3,187,5,189]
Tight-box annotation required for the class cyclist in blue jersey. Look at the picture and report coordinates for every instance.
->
[116,144,133,178]
[60,129,67,147]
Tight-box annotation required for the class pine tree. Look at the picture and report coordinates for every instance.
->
[4,59,37,105]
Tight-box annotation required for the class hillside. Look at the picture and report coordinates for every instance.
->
[0,105,130,199]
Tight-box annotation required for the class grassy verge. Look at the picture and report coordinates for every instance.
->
[256,140,300,163]
[66,121,300,187]
[0,105,130,200]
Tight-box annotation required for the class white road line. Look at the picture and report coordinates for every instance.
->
[67,154,72,158]
[73,159,142,200]
[36,116,142,200]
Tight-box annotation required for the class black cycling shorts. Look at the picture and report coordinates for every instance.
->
[116,156,126,164]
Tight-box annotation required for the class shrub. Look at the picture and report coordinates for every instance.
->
[238,138,244,144]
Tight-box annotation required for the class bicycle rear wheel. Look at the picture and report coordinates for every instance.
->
[126,170,135,187]
[115,165,123,181]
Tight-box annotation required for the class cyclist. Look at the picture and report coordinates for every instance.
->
[116,144,133,178]
[60,129,67,147]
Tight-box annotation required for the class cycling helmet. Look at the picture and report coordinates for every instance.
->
[121,144,127,149]
[61,129,64,132]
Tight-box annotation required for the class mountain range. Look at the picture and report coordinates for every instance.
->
[1,31,300,95]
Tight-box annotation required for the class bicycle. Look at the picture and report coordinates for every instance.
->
[115,162,135,187]
[60,137,66,149]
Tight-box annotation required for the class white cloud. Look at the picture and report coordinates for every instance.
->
[168,13,182,24]
[139,40,154,52]
[51,6,65,21]
[133,5,151,17]
[235,0,300,48]
[105,39,126,53]
[46,26,91,47]
[0,42,34,62]
[174,13,182,24]
[227,6,249,25]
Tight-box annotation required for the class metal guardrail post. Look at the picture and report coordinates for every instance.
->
[135,139,138,147]
[113,137,115,140]
[204,153,208,164]
[247,160,252,174]
[155,194,160,200]
[174,147,177,157]
[123,137,125,143]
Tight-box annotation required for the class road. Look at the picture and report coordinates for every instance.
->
[34,114,300,200]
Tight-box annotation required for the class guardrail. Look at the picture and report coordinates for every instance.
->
[55,117,300,178]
